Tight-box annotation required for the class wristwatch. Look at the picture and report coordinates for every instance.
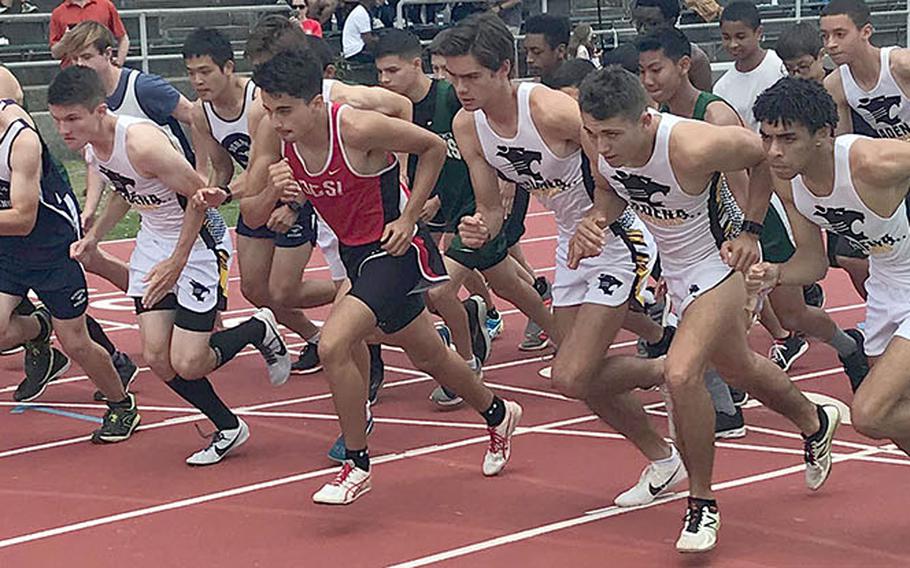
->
[741,219,764,237]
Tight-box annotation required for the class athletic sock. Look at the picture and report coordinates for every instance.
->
[165,376,239,430]
[654,444,678,466]
[308,331,321,345]
[86,315,116,356]
[30,310,50,343]
[532,276,548,297]
[481,395,506,427]
[827,327,859,358]
[209,318,266,369]
[368,343,383,380]
[345,447,370,471]
[14,297,36,316]
[487,307,499,320]
[688,496,718,510]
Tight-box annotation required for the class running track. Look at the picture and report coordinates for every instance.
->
[0,201,907,567]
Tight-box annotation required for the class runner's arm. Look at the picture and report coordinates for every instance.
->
[824,72,854,136]
[191,102,235,186]
[0,128,40,236]
[239,119,285,228]
[452,109,506,239]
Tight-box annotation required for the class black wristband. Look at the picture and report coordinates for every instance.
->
[741,220,764,237]
[218,185,233,204]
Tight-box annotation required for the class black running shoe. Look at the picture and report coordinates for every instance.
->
[715,407,746,439]
[15,346,70,402]
[291,342,322,375]
[92,393,141,444]
[463,295,491,363]
[93,352,139,401]
[803,283,825,308]
[368,344,384,406]
[729,386,749,408]
[838,329,869,392]
[768,334,809,372]
[642,326,675,359]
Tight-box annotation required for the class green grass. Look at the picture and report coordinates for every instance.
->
[64,160,240,241]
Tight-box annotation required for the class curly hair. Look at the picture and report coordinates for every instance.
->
[752,76,838,133]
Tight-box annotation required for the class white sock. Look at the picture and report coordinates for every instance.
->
[308,331,321,344]
[654,444,678,466]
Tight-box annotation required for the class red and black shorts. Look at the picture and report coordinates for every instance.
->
[341,227,448,334]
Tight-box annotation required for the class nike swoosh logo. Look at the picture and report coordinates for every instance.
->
[214,434,237,457]
[649,464,681,496]
[328,168,341,175]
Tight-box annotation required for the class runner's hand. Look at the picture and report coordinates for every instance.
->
[568,214,605,269]
[721,233,760,272]
[193,187,229,209]
[267,205,298,233]
[70,235,98,262]
[420,195,441,223]
[268,159,301,202]
[745,261,780,296]
[458,212,489,249]
[142,256,184,309]
[381,217,415,256]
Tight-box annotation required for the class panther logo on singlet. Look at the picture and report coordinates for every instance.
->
[98,165,165,210]
[495,145,572,196]
[612,171,690,224]
[496,145,544,181]
[222,133,251,169]
[857,95,910,138]
[597,273,623,295]
[189,279,210,302]
[814,204,906,253]
[0,179,10,209]
[813,205,867,244]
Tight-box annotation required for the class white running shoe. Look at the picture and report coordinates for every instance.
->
[483,400,522,476]
[312,461,372,505]
[804,404,841,491]
[676,499,720,553]
[186,418,250,466]
[251,308,291,386]
[614,446,687,507]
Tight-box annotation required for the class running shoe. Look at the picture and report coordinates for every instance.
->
[839,329,869,392]
[715,407,746,439]
[312,461,372,505]
[614,446,687,507]
[91,393,141,444]
[15,346,69,402]
[186,418,250,465]
[676,498,720,553]
[251,308,291,386]
[486,309,504,340]
[804,404,841,491]
[482,400,522,476]
[291,342,322,375]
[768,334,809,372]
[464,295,491,363]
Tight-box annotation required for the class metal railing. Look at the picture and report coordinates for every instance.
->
[0,3,289,73]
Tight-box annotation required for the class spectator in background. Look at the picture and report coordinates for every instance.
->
[628,0,712,91]
[489,0,521,34]
[50,0,130,67]
[288,0,324,37]
[0,1,39,14]
[548,57,596,98]
[524,14,570,86]
[569,23,601,67]
[342,0,379,64]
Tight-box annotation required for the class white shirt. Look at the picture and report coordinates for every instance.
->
[714,49,786,131]
[342,4,371,58]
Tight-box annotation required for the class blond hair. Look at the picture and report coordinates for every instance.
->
[52,20,115,61]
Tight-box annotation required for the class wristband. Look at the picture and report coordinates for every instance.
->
[218,184,233,204]
[741,220,764,237]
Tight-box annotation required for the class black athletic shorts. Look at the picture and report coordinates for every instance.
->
[0,257,87,320]
[503,188,530,248]
[342,227,448,334]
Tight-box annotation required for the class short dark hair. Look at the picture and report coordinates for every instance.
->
[245,14,308,63]
[304,34,335,71]
[776,22,823,61]
[633,0,681,23]
[430,12,514,72]
[549,58,596,89]
[752,76,838,133]
[636,27,692,61]
[578,66,649,121]
[48,66,106,110]
[182,27,234,68]
[720,1,761,30]
[252,48,323,102]
[820,0,871,27]
[602,43,640,74]
[375,29,423,60]
[524,14,571,49]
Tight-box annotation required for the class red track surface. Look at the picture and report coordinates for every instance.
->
[0,202,907,567]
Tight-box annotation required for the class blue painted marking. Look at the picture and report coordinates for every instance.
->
[10,405,103,424]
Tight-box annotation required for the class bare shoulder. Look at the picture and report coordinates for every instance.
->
[890,47,910,86]
[125,122,174,166]
[529,85,579,123]
[704,100,743,127]
[851,136,910,182]
[823,69,846,100]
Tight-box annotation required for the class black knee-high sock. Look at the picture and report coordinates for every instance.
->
[165,376,239,430]
[86,315,116,356]
[14,297,36,316]
[209,318,266,369]
[368,344,383,382]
